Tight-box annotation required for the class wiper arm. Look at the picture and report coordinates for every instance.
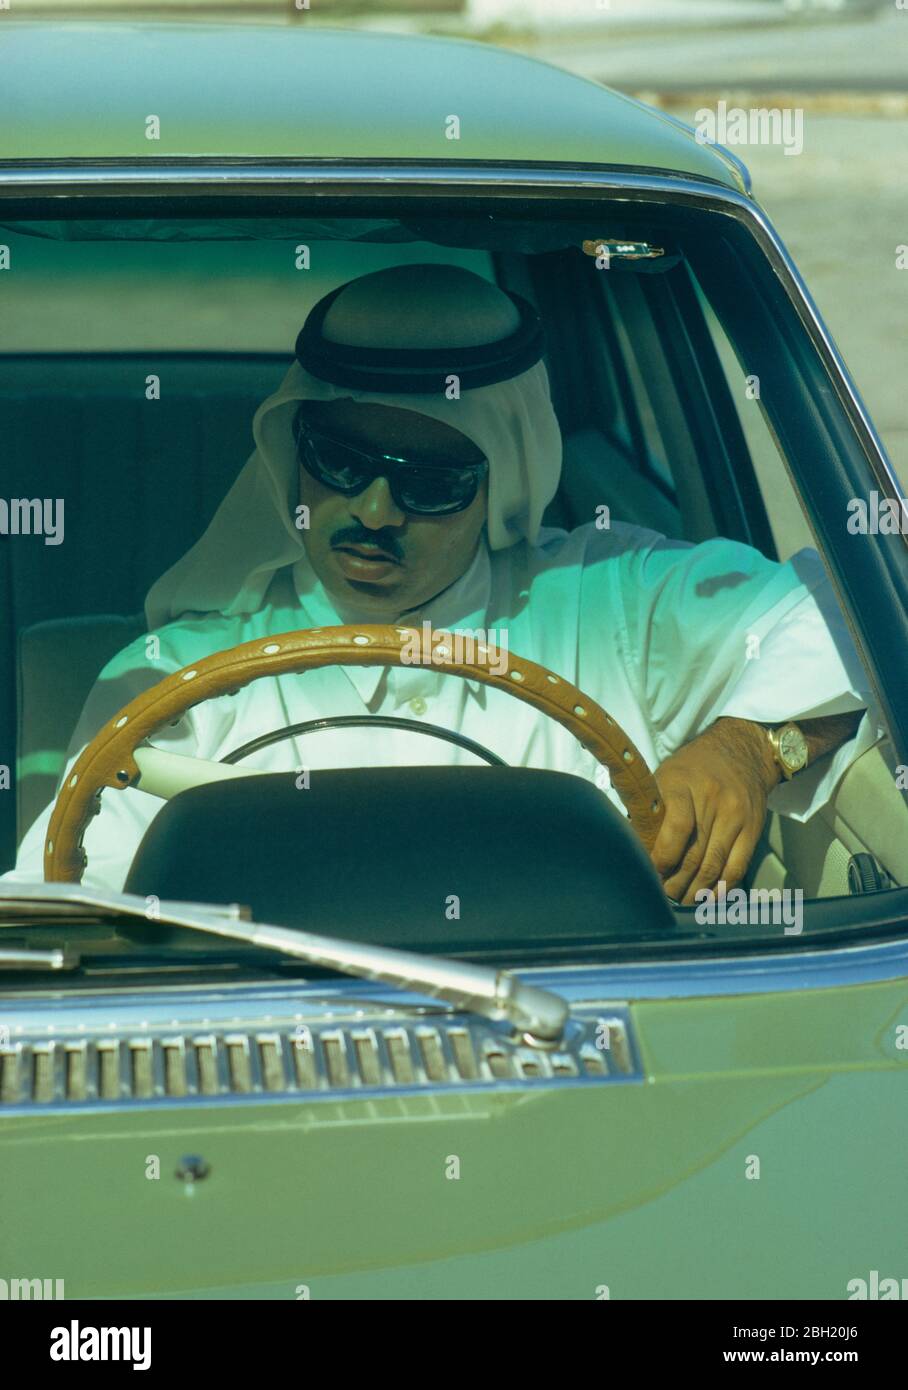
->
[0,884,569,1044]
[0,946,78,971]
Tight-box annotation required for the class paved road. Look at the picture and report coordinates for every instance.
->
[674,108,907,477]
[513,10,908,91]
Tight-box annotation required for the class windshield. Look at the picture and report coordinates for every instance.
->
[0,201,902,966]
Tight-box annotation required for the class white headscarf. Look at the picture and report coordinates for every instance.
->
[145,263,563,628]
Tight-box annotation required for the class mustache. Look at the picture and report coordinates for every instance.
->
[329,524,404,562]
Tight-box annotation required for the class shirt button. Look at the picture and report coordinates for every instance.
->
[409,697,428,716]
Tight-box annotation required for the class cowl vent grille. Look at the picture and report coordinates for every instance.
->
[0,1007,639,1112]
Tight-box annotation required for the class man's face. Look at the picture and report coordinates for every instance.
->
[296,399,489,620]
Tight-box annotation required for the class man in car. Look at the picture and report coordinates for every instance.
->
[5,262,873,902]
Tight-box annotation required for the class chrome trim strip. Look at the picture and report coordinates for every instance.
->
[714,143,753,198]
[0,160,740,191]
[532,935,908,1000]
[630,101,754,196]
[0,932,906,1023]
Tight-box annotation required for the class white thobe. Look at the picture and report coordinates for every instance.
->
[6,521,877,893]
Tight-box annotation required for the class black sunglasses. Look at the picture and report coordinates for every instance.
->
[294,415,488,517]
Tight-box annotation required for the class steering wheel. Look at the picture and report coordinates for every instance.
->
[43,624,666,883]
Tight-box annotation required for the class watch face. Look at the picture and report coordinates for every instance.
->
[779,726,808,770]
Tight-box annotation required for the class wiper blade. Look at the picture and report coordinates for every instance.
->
[0,884,569,1044]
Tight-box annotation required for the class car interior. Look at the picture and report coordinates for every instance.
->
[2,206,906,921]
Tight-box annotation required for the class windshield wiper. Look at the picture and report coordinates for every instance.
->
[0,884,569,1044]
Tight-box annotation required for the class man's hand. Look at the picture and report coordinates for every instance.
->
[650,717,781,906]
[649,711,866,904]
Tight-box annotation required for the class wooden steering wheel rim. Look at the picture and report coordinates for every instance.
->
[44,624,666,882]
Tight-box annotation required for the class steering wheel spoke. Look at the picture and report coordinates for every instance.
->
[134,746,267,801]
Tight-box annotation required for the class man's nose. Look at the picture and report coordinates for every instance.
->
[349,475,406,530]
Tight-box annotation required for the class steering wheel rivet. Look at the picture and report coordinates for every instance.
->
[573,705,587,717]
[353,635,370,646]
[115,715,128,728]
[623,749,633,762]
[510,670,524,682]
[546,674,559,684]
[262,643,280,655]
[68,774,78,788]
[181,670,198,682]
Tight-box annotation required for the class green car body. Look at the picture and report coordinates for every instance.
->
[0,23,745,186]
[0,21,906,1302]
[3,975,907,1299]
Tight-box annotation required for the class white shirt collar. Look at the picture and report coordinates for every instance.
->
[290,538,492,705]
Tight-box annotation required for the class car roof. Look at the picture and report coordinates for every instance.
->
[0,22,745,191]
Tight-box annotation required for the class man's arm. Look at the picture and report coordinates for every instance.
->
[650,711,865,906]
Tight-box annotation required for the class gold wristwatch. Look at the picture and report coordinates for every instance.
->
[767,722,809,780]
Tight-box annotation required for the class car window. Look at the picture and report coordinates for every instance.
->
[689,272,817,562]
[0,224,495,352]
[1,206,904,958]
